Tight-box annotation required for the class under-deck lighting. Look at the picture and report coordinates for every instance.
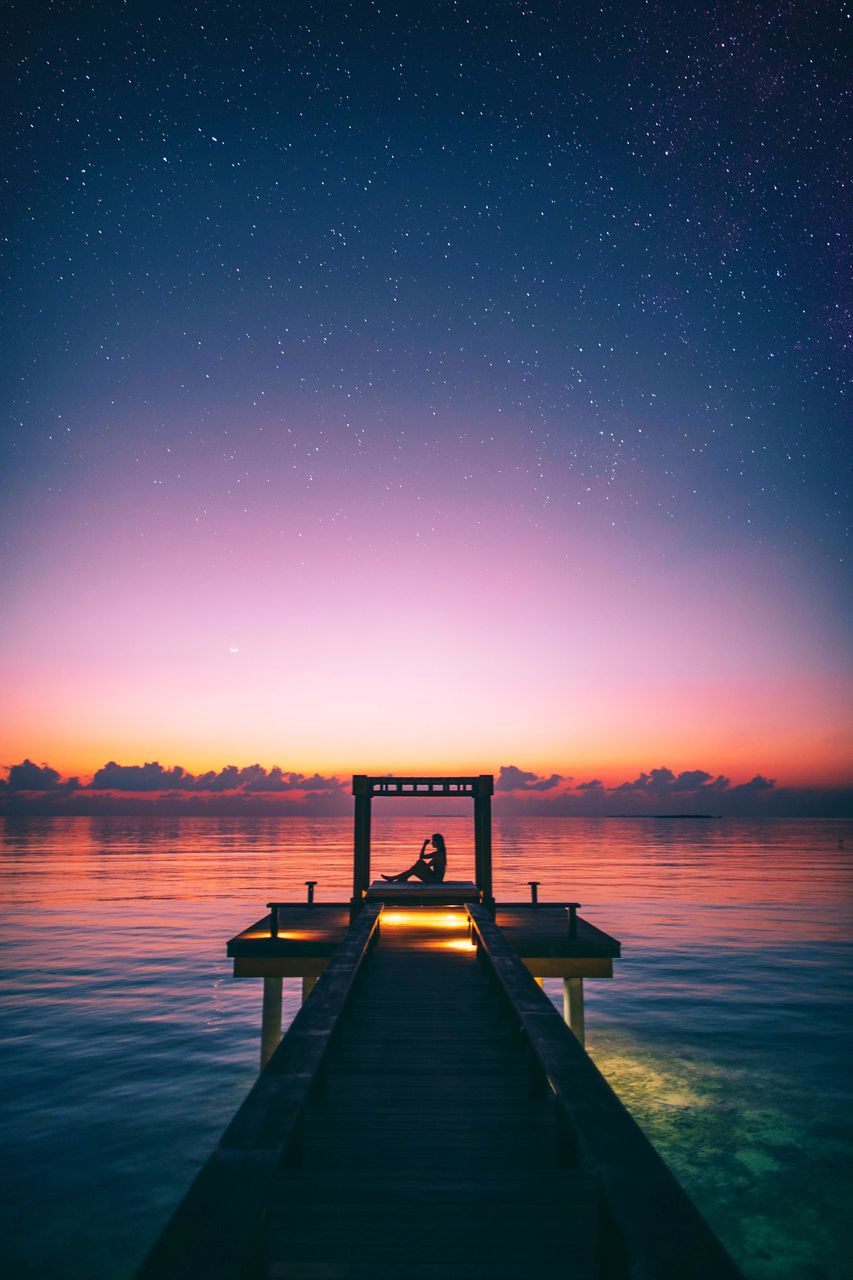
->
[381,910,468,929]
[243,928,314,941]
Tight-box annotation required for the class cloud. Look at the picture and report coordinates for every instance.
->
[84,761,346,794]
[89,761,192,791]
[288,772,345,793]
[192,765,243,791]
[496,764,566,792]
[611,767,730,798]
[729,773,775,793]
[4,759,76,791]
[238,767,344,793]
[493,764,793,816]
[193,764,276,792]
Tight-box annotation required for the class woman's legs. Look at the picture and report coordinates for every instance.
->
[382,858,434,882]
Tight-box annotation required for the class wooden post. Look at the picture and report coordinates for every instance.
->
[301,974,317,1001]
[352,778,372,914]
[473,776,494,909]
[260,976,283,1068]
[563,977,585,1046]
[566,902,580,940]
[473,797,482,889]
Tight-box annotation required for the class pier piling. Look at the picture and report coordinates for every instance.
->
[563,976,586,1045]
[260,975,282,1069]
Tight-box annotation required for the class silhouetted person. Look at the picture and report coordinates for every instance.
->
[382,833,447,883]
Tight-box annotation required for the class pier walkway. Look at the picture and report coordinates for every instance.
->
[268,910,596,1278]
[140,902,743,1280]
[139,776,743,1279]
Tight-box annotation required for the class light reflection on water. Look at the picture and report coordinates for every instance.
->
[1,814,851,1279]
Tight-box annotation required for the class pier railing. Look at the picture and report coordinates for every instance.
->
[137,902,383,1280]
[466,903,744,1280]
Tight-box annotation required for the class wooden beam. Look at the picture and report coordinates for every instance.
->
[233,957,329,978]
[521,957,613,978]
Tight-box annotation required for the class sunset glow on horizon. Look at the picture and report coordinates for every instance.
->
[3,452,849,793]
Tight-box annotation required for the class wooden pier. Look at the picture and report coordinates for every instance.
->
[138,776,744,1280]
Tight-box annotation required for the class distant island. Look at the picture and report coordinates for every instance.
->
[612,814,720,820]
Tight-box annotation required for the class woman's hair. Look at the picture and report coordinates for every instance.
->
[430,833,446,854]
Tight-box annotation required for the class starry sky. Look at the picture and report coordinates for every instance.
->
[2,1,850,803]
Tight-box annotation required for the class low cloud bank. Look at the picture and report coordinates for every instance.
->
[0,759,349,815]
[493,764,850,818]
[0,759,849,817]
[87,761,343,794]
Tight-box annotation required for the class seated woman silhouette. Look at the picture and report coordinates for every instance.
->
[382,833,447,883]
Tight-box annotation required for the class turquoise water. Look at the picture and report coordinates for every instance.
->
[0,814,851,1278]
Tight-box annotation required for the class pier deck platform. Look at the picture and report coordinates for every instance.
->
[228,890,620,980]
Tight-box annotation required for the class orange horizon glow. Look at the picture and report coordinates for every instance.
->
[1,740,851,790]
[1,750,850,792]
[2,711,850,793]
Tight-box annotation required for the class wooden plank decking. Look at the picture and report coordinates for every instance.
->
[266,911,598,1278]
[142,904,742,1280]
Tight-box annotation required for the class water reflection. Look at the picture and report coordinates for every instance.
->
[1,814,851,1279]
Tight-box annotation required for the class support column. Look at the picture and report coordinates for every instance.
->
[301,974,317,1002]
[260,976,283,1069]
[473,784,493,909]
[473,798,482,888]
[563,977,585,1047]
[352,782,372,915]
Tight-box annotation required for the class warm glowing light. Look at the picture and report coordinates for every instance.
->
[381,910,468,929]
[243,929,314,941]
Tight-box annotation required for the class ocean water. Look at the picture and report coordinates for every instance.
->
[0,814,851,1279]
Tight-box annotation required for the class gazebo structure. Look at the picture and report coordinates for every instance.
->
[226,769,620,1065]
[351,774,495,914]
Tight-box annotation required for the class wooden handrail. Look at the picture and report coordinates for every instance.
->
[137,902,383,1280]
[465,904,744,1280]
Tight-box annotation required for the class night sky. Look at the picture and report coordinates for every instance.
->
[2,2,850,805]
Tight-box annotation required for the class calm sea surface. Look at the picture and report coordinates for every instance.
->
[1,814,851,1279]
